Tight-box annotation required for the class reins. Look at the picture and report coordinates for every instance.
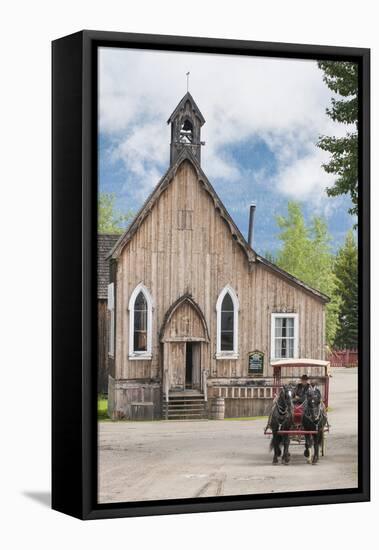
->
[303,396,324,426]
[276,391,292,417]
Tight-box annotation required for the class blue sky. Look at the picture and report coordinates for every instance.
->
[98,48,356,255]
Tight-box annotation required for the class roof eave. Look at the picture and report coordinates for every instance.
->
[256,255,330,303]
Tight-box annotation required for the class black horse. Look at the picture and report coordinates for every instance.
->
[268,385,293,465]
[302,386,328,464]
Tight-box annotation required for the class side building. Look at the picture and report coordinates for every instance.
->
[97,233,119,394]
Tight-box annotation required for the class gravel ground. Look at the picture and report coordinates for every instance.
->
[98,367,358,503]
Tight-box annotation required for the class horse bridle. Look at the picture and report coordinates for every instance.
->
[303,394,322,426]
[276,388,292,418]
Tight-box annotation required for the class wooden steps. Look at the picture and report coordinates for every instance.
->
[162,392,207,420]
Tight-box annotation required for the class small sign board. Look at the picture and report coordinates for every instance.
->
[248,350,264,375]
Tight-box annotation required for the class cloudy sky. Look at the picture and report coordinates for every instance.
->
[98,47,355,255]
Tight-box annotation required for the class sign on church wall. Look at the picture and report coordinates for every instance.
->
[248,350,264,375]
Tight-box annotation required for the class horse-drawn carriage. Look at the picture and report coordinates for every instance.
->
[264,359,331,465]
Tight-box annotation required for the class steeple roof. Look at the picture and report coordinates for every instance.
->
[167,92,205,125]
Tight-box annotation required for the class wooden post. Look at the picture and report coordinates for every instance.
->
[164,369,169,419]
[165,370,169,401]
[203,369,208,402]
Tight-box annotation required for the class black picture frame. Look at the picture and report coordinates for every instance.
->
[52,30,370,520]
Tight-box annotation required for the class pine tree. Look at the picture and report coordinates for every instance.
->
[333,231,358,348]
[318,61,358,217]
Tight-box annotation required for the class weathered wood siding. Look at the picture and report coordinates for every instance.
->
[163,300,207,342]
[224,398,273,417]
[98,300,109,394]
[114,160,325,383]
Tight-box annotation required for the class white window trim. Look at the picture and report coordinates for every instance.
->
[271,313,299,360]
[128,283,153,360]
[107,283,115,358]
[216,285,239,360]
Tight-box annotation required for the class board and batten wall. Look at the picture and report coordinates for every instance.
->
[112,160,325,391]
[98,300,112,394]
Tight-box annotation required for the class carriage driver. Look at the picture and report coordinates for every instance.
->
[293,374,311,403]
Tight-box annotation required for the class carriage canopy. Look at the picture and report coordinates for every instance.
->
[271,358,331,407]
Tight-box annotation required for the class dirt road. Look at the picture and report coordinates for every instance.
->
[98,367,358,503]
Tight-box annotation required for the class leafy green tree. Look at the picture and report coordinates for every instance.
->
[274,202,341,346]
[333,231,358,348]
[263,251,277,264]
[318,61,358,216]
[98,192,134,234]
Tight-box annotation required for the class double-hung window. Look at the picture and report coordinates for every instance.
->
[271,313,299,359]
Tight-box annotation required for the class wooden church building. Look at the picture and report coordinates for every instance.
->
[106,92,329,420]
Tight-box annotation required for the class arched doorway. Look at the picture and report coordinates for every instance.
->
[160,295,209,394]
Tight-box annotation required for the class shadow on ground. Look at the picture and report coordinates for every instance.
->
[23,491,51,507]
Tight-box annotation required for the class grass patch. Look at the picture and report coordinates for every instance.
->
[98,395,109,421]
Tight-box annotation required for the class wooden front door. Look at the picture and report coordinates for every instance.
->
[166,342,186,390]
[161,296,209,393]
[166,341,201,391]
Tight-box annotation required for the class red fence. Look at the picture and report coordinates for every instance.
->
[327,349,358,368]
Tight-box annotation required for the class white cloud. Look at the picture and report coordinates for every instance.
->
[273,148,335,201]
[111,122,169,177]
[99,47,351,205]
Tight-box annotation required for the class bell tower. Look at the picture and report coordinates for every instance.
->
[167,92,205,166]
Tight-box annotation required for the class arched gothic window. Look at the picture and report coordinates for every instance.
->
[129,283,153,360]
[216,285,239,359]
[134,292,148,351]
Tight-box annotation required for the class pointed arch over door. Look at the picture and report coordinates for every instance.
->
[216,285,239,359]
[160,294,209,343]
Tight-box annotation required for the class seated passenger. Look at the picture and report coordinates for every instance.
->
[293,374,310,403]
